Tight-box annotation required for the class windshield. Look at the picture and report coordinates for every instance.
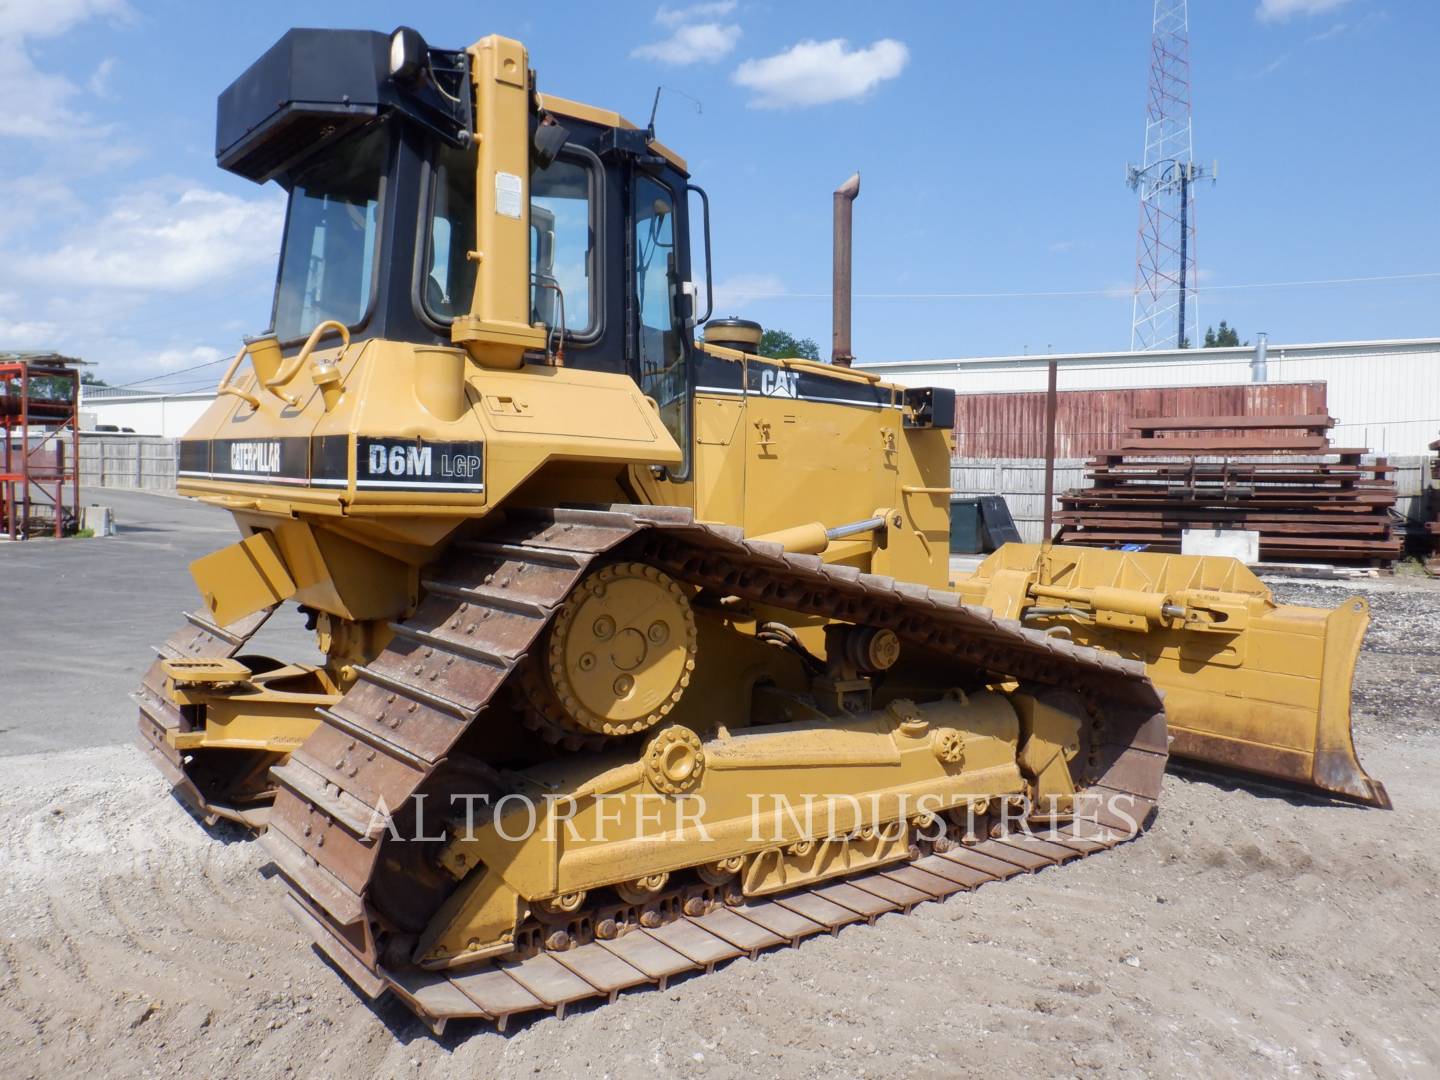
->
[272,124,387,342]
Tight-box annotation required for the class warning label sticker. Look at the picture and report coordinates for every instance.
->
[495,171,522,219]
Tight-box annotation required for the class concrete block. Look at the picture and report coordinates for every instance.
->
[1182,528,1260,563]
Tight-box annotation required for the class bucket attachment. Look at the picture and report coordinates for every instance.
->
[954,544,1390,809]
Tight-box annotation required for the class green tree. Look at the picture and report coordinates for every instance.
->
[27,370,106,398]
[1,356,97,401]
[758,328,820,361]
[22,373,90,400]
[1203,321,1245,348]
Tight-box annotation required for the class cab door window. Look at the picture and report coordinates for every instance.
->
[531,158,593,332]
[633,174,689,459]
[422,145,594,334]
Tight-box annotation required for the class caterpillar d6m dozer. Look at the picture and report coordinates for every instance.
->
[131,27,1364,1031]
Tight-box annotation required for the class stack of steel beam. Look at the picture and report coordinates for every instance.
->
[1054,413,1401,566]
[1426,435,1440,575]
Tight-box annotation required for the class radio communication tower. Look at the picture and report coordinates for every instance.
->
[1128,0,1214,351]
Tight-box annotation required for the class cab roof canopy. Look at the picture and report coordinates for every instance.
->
[216,28,472,185]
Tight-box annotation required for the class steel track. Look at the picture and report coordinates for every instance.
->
[211,504,1164,1031]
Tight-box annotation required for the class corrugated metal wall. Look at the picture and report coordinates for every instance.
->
[863,338,1440,456]
[952,381,1327,458]
[1265,342,1439,457]
[80,389,215,438]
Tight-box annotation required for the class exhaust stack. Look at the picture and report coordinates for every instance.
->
[832,172,860,366]
[1252,330,1269,383]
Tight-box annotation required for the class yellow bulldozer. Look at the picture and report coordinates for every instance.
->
[135,27,1385,1031]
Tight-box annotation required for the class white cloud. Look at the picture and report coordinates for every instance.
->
[0,40,93,137]
[634,3,741,65]
[0,175,82,239]
[0,0,130,138]
[1254,54,1290,78]
[1049,241,1075,254]
[0,0,128,37]
[87,56,117,98]
[13,185,285,292]
[712,272,786,311]
[1256,0,1349,23]
[633,23,742,65]
[732,38,908,109]
[0,314,63,346]
[0,2,283,384]
[655,0,736,26]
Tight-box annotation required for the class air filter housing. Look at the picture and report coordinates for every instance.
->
[704,318,763,355]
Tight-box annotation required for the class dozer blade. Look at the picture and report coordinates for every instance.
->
[954,543,1390,809]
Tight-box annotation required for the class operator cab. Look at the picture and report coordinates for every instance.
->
[216,27,710,472]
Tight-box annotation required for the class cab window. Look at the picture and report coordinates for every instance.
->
[273,123,387,342]
[530,159,593,332]
[421,140,476,321]
[633,174,688,456]
[423,144,594,334]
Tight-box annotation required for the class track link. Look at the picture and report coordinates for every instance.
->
[260,505,1168,1031]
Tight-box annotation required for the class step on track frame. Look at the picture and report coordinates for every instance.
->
[253,504,1167,1031]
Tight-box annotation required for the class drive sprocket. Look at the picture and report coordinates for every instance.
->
[520,561,697,738]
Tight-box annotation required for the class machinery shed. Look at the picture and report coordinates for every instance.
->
[81,387,217,438]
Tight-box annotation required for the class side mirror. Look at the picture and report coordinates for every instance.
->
[686,183,713,325]
[533,114,570,169]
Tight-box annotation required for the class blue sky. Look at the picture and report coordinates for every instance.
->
[0,0,1435,388]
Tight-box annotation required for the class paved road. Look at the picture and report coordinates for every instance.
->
[0,489,316,755]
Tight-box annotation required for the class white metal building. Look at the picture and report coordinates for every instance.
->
[860,337,1440,456]
[80,387,217,438]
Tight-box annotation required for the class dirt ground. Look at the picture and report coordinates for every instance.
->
[2,574,1438,1079]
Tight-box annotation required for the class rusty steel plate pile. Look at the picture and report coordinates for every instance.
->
[1054,413,1401,566]
[1426,434,1440,575]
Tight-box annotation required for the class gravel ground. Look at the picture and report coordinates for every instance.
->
[0,571,1436,1079]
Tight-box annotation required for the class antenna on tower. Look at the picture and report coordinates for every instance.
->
[1127,0,1216,351]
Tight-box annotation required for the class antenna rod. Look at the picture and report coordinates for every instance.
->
[1177,167,1189,348]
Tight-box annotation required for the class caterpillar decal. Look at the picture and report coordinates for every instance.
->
[177,436,485,492]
